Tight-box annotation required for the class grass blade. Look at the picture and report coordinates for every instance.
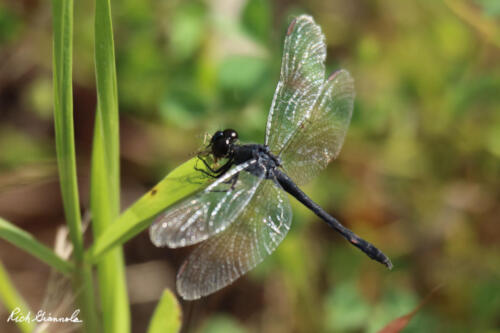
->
[91,117,130,332]
[0,217,74,275]
[0,261,35,333]
[51,0,99,330]
[91,0,130,331]
[51,0,83,263]
[147,289,182,333]
[86,157,209,263]
[94,0,120,204]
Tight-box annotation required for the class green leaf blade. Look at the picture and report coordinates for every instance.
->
[51,0,100,331]
[0,261,35,333]
[87,157,209,263]
[94,0,120,211]
[51,0,84,262]
[147,289,182,333]
[91,117,130,333]
[92,0,130,331]
[0,217,73,275]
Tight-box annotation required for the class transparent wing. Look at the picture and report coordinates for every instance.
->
[176,179,292,300]
[279,69,355,185]
[265,15,326,154]
[149,159,264,248]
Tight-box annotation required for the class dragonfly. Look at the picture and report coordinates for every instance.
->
[150,15,392,300]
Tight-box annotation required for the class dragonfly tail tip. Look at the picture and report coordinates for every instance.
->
[384,258,394,270]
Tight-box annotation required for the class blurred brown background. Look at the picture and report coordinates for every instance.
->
[0,0,499,332]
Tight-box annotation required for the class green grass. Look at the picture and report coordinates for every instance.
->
[0,0,182,332]
[91,0,130,331]
[0,218,73,275]
[0,261,35,333]
[51,0,83,261]
[51,0,99,331]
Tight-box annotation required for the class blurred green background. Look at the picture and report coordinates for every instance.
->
[0,0,499,332]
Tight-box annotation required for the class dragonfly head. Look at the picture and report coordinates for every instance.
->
[210,129,239,158]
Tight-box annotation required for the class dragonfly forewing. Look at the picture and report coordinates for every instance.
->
[176,178,292,300]
[149,159,264,248]
[265,15,326,155]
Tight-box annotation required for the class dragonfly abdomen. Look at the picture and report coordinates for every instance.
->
[274,169,393,269]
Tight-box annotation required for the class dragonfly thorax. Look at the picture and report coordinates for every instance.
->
[231,144,282,179]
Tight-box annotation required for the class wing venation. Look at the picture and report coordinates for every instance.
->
[149,159,264,248]
[265,15,326,154]
[280,69,355,185]
[177,179,292,300]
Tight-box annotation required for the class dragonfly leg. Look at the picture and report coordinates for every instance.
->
[213,159,234,177]
[194,161,219,178]
[209,173,239,193]
[195,156,233,178]
[196,156,240,193]
[194,165,217,178]
[227,172,239,190]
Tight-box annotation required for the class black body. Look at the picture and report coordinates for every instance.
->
[275,169,392,268]
[198,130,393,269]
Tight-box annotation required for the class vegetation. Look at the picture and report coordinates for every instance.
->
[0,0,499,332]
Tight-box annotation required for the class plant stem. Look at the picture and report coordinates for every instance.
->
[51,0,99,331]
[91,0,131,331]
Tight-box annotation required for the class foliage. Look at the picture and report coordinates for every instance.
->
[147,289,182,333]
[0,0,499,332]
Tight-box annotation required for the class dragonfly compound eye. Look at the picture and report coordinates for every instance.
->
[211,135,231,158]
[223,129,238,143]
[210,130,224,144]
